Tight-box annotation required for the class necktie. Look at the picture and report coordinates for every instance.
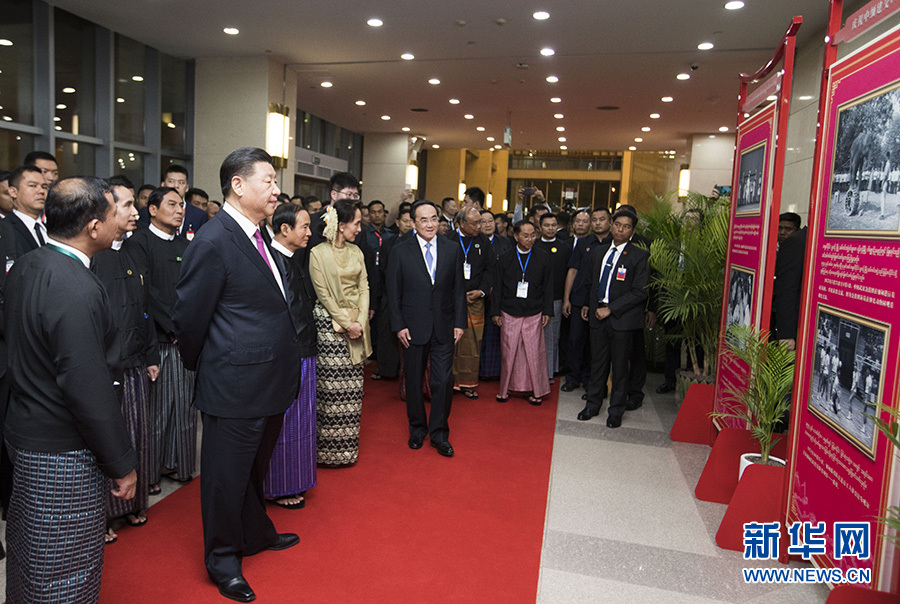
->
[424,241,434,282]
[253,229,272,270]
[598,247,616,302]
[33,222,45,246]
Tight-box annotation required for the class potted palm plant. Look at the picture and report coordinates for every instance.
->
[710,324,795,478]
[646,191,730,393]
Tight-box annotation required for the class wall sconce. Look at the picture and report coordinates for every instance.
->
[458,182,466,201]
[486,192,493,208]
[502,198,508,212]
[266,103,291,169]
[678,168,691,197]
[406,162,419,190]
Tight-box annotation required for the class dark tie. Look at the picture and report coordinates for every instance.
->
[253,229,272,270]
[33,222,45,246]
[598,248,616,302]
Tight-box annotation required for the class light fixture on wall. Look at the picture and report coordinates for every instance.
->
[458,182,466,200]
[266,102,291,169]
[678,167,691,197]
[487,193,493,207]
[406,161,419,190]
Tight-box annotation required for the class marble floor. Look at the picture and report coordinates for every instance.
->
[536,372,831,603]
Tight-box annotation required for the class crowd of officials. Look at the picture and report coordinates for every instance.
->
[0,148,660,603]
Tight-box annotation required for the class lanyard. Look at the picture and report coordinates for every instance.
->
[516,249,532,282]
[45,243,83,264]
[373,229,383,247]
[457,231,472,261]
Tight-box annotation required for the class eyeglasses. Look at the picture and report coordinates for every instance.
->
[336,189,360,200]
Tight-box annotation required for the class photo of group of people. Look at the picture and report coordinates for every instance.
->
[808,305,887,458]
[827,80,900,235]
[735,142,766,216]
[725,266,754,344]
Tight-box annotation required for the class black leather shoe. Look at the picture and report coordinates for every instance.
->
[561,382,580,392]
[217,577,256,602]
[606,416,622,428]
[408,436,423,449]
[577,405,600,421]
[265,532,300,551]
[430,440,454,457]
[625,400,643,411]
[655,382,676,394]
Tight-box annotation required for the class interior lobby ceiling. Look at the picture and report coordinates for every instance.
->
[53,0,830,155]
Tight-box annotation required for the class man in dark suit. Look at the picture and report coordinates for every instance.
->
[579,209,649,428]
[137,165,208,236]
[387,200,466,457]
[4,177,137,602]
[6,165,48,255]
[773,225,808,347]
[373,206,415,380]
[174,147,301,602]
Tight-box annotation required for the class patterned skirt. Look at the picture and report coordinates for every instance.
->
[314,302,364,465]
[148,343,197,483]
[264,356,317,497]
[107,367,150,518]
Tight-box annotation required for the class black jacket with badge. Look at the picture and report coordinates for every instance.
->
[581,241,649,331]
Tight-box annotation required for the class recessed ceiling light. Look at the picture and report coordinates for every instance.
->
[132,75,144,82]
[53,116,61,122]
[449,99,460,104]
[55,125,62,131]
[223,27,239,35]
[556,126,565,132]
[487,137,495,142]
[62,87,76,94]
[432,144,440,148]
[641,127,651,132]
[2,116,12,121]
[494,145,502,149]
[367,18,383,27]
[476,126,485,131]
[553,113,564,119]
[676,73,691,80]
[634,137,643,142]
[533,11,550,20]
[401,53,415,61]
[545,75,559,83]
[56,103,67,109]
[540,48,555,56]
[709,135,717,139]
[401,127,411,132]
[628,146,637,151]
[661,96,674,102]
[550,97,561,103]
[116,97,125,103]
[725,1,745,9]
[719,126,729,132]
[558,137,566,142]
[321,81,333,88]
[428,78,441,85]
[167,122,176,129]
[0,39,12,47]
[355,100,366,106]
[560,146,567,150]
[799,95,813,100]
[381,115,391,120]
[698,42,714,50]
[650,113,661,119]
[464,114,474,119]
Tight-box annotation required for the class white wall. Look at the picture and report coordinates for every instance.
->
[361,133,409,214]
[687,134,736,197]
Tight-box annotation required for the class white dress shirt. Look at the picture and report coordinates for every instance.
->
[148,223,175,241]
[222,202,285,299]
[599,241,627,304]
[270,239,294,258]
[45,236,90,268]
[416,233,438,284]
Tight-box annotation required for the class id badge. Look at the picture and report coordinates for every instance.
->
[5,259,13,274]
[517,281,529,298]
[463,262,472,280]
[616,266,627,281]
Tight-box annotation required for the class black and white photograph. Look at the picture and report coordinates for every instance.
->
[827,80,900,236]
[735,141,766,216]
[808,305,887,459]
[725,266,754,344]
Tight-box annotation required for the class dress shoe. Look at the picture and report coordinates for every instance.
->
[655,382,676,394]
[430,440,454,457]
[606,416,622,429]
[625,400,643,411]
[217,576,256,602]
[265,532,300,551]
[408,436,423,449]
[577,405,600,421]
[560,382,580,392]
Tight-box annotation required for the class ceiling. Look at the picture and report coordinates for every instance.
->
[52,0,832,155]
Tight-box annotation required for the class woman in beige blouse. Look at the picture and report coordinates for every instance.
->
[309,200,372,465]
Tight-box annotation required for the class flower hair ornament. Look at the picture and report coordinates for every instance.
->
[323,206,339,242]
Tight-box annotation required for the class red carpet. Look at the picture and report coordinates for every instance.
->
[100,372,558,603]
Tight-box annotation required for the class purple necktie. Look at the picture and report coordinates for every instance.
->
[253,229,272,270]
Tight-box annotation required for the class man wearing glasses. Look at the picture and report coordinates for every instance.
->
[24,151,59,186]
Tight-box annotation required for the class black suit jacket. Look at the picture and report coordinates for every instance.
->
[271,247,317,359]
[174,210,300,418]
[0,218,19,379]
[583,241,650,331]
[773,226,808,340]
[5,212,40,257]
[386,235,466,346]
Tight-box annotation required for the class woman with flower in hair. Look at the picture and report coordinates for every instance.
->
[309,200,371,465]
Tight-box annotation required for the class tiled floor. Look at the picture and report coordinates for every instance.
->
[537,372,831,603]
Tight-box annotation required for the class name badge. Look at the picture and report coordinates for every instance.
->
[616,266,627,281]
[186,230,194,241]
[517,281,529,298]
[5,259,13,274]
[463,262,472,280]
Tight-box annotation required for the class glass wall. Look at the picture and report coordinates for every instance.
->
[114,34,147,146]
[0,0,34,126]
[161,54,187,154]
[54,9,95,137]
[507,178,620,213]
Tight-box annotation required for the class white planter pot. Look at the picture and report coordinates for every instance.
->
[739,453,786,480]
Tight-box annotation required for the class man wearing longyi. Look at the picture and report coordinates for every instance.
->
[175,147,302,602]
